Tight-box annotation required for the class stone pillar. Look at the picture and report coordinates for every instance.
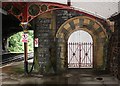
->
[56,33,66,73]
[96,43,104,69]
[95,35,108,70]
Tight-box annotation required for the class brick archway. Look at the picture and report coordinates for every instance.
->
[56,16,108,70]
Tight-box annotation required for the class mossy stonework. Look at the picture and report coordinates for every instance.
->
[33,10,112,74]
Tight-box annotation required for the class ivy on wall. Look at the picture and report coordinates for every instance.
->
[8,30,34,53]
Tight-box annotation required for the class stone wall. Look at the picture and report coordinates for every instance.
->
[33,9,111,75]
[108,14,120,80]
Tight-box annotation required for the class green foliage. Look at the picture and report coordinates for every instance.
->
[8,30,34,53]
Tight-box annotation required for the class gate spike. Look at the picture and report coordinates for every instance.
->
[81,42,83,45]
[79,42,81,45]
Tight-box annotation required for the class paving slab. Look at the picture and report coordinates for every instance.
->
[1,61,120,86]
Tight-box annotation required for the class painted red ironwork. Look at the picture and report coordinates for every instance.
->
[2,2,107,24]
[2,2,72,22]
[68,42,93,68]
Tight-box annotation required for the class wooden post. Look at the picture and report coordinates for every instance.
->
[24,30,28,74]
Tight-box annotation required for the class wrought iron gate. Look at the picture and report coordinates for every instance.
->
[68,42,93,68]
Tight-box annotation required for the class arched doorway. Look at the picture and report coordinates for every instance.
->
[56,16,110,71]
[68,30,93,68]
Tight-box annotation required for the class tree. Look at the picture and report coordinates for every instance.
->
[8,30,34,53]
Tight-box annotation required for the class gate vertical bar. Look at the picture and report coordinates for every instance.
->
[85,43,88,66]
[85,43,86,67]
[92,43,93,67]
[69,42,72,68]
[87,43,88,67]
[88,43,89,66]
[81,42,82,67]
[73,42,75,67]
[79,42,81,68]
[77,42,79,67]
[73,42,76,67]
[82,42,83,67]
[89,43,90,66]
[81,43,85,65]
[90,43,91,66]
[68,43,69,67]
[80,42,82,67]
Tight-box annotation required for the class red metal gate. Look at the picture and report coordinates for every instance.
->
[68,42,93,68]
